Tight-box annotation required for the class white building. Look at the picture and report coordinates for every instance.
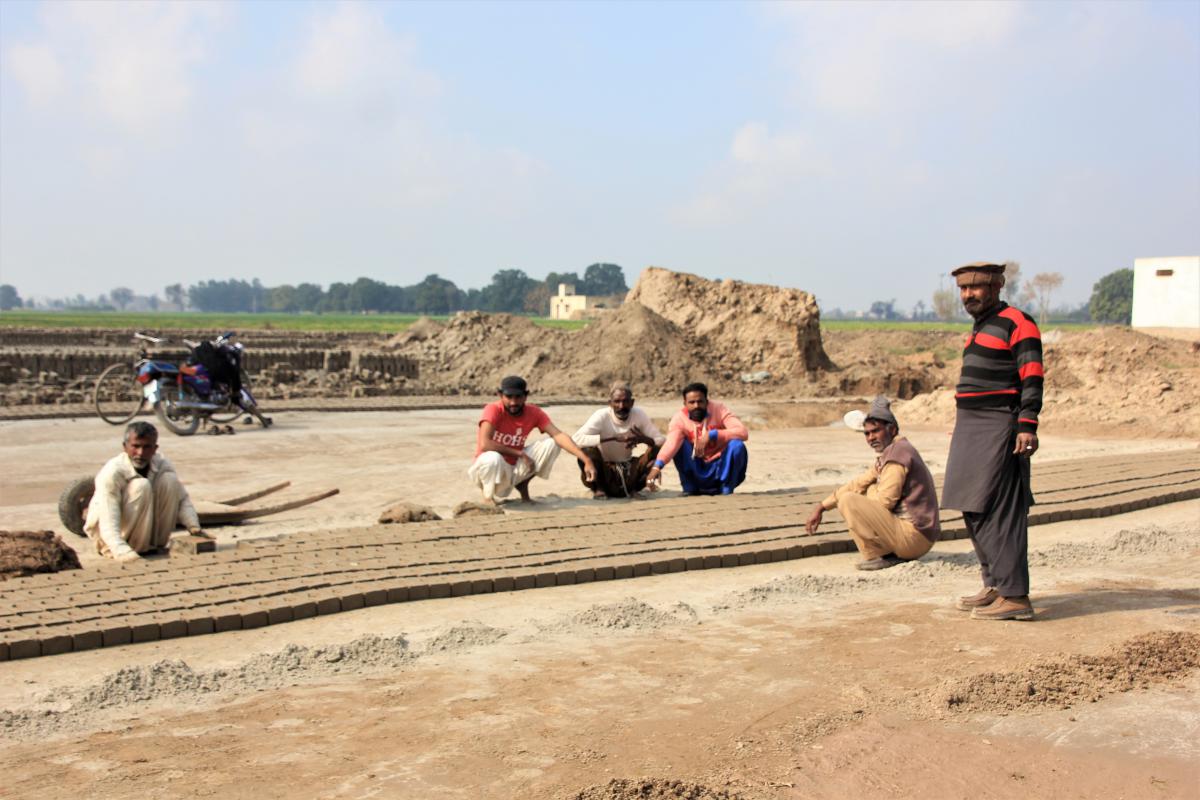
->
[1131,256,1200,333]
[549,284,592,320]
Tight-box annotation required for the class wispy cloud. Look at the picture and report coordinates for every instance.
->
[4,1,227,132]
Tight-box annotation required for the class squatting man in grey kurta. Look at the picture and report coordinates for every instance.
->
[806,396,940,570]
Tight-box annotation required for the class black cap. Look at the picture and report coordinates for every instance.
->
[499,375,528,396]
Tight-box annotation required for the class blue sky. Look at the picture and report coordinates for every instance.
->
[1,0,1197,312]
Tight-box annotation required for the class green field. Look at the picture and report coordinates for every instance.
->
[0,310,589,333]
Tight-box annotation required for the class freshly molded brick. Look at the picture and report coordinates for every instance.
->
[408,585,431,601]
[574,568,595,584]
[667,558,686,573]
[41,633,72,656]
[817,542,835,556]
[187,616,216,636]
[340,592,365,611]
[720,554,739,568]
[159,619,188,639]
[9,638,40,659]
[534,573,556,589]
[385,587,409,603]
[268,606,294,625]
[364,589,388,606]
[102,624,132,647]
[754,550,773,565]
[73,629,103,651]
[801,543,821,558]
[214,613,242,633]
[428,583,452,599]
[684,556,703,571]
[472,579,495,594]
[450,581,473,597]
[613,565,634,580]
[493,577,515,592]
[593,566,614,581]
[632,563,651,577]
[293,600,318,620]
[242,610,268,629]
[703,555,722,569]
[317,597,342,615]
[738,552,756,566]
[130,622,160,643]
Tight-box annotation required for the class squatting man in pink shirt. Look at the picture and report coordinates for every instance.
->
[646,382,749,495]
[468,375,596,505]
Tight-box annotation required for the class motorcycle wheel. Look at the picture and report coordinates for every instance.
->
[94,363,145,425]
[210,368,252,423]
[58,475,95,537]
[155,381,202,436]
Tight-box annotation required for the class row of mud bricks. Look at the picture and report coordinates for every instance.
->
[2,484,1197,661]
[0,328,381,349]
[0,349,418,382]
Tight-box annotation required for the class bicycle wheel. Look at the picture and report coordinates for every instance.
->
[210,367,252,423]
[94,363,144,425]
[155,382,202,436]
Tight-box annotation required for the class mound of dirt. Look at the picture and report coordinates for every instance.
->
[0,530,81,580]
[941,630,1200,715]
[627,267,833,377]
[540,303,708,396]
[378,501,441,524]
[899,326,1200,436]
[568,778,748,800]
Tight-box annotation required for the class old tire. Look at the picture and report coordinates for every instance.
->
[58,475,95,537]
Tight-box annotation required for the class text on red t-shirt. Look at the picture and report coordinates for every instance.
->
[476,401,552,464]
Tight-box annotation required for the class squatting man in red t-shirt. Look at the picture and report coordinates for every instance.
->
[805,396,940,571]
[469,375,597,505]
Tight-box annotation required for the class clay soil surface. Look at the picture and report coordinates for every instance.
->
[0,409,1197,799]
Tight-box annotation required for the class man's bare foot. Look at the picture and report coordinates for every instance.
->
[629,490,645,499]
[480,496,500,507]
[592,490,609,500]
[516,479,535,503]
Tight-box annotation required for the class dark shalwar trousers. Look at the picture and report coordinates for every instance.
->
[941,407,1034,598]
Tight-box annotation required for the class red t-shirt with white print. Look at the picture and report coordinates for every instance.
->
[476,401,552,465]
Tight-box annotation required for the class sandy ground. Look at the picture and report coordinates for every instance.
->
[0,406,1198,799]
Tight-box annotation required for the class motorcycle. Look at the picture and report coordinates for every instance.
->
[93,331,273,436]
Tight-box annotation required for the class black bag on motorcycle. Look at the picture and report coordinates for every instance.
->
[190,341,242,397]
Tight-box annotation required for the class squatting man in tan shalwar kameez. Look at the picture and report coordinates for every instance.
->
[805,396,940,570]
[84,421,210,562]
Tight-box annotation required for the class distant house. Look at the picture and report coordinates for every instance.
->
[1131,256,1200,334]
[550,284,592,320]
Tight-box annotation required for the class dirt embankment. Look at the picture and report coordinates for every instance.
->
[900,326,1200,437]
[386,268,946,400]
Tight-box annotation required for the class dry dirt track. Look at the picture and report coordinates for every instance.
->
[0,408,1198,799]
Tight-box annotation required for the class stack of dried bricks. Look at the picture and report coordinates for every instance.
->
[1,450,1196,660]
[0,394,597,421]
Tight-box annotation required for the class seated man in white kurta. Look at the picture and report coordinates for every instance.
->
[84,421,208,562]
[572,382,665,499]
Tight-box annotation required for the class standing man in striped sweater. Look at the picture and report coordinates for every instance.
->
[941,262,1043,621]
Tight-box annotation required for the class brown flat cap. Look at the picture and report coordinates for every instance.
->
[950,262,1005,277]
[952,262,1006,286]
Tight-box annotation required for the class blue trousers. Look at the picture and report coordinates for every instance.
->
[673,438,747,495]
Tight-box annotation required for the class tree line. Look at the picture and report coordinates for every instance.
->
[4,264,629,316]
[0,264,1135,323]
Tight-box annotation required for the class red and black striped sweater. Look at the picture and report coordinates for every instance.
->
[956,302,1044,434]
